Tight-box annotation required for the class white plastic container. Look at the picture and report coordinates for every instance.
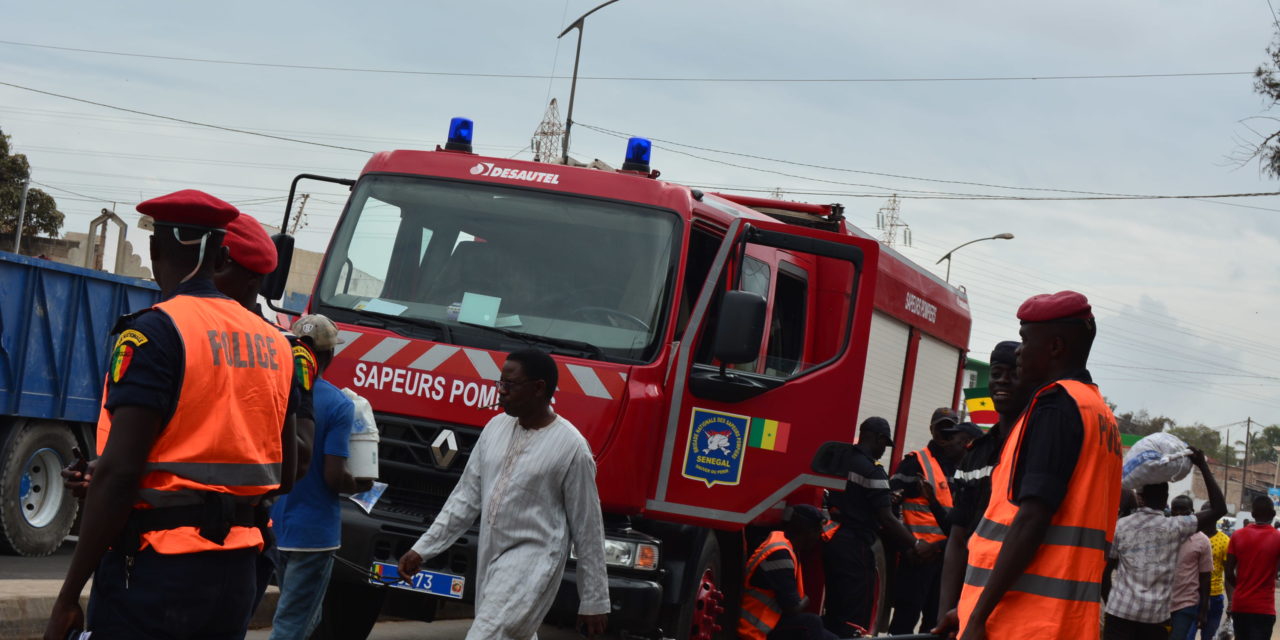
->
[342,388,380,479]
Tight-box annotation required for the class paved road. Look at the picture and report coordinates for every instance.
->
[246,619,590,639]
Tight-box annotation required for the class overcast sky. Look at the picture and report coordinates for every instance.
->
[3,1,1279,434]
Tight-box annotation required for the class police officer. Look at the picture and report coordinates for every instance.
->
[951,291,1122,640]
[740,505,838,640]
[934,341,1021,634]
[824,417,932,635]
[888,407,970,634]
[44,190,297,640]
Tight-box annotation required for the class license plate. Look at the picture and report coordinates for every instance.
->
[369,561,465,599]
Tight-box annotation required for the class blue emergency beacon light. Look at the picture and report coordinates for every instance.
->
[445,117,474,152]
[622,137,652,172]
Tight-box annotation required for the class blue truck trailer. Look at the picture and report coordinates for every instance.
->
[0,251,158,556]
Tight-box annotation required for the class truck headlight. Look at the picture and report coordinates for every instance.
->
[573,539,660,571]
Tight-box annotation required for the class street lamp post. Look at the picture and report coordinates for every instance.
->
[557,0,622,164]
[936,233,1015,283]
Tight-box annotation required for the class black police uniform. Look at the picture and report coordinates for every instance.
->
[823,446,892,635]
[87,278,309,639]
[949,424,1007,534]
[886,441,957,634]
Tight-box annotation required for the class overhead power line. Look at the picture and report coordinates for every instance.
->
[0,81,373,154]
[581,122,1280,203]
[0,39,1255,84]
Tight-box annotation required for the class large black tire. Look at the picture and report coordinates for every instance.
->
[870,536,890,634]
[670,532,735,640]
[309,579,386,640]
[0,421,78,556]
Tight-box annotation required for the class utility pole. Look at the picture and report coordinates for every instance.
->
[557,0,622,163]
[13,177,29,254]
[1242,417,1254,508]
[1224,424,1233,511]
[289,194,310,234]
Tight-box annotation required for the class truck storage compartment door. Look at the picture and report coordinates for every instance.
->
[900,334,964,456]
[645,218,879,528]
[856,311,910,434]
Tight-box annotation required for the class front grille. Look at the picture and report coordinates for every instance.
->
[371,413,481,522]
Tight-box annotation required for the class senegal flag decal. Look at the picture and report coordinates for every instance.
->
[963,387,999,425]
[110,344,134,383]
[293,344,317,392]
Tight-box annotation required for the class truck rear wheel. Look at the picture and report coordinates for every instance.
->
[0,421,78,556]
[673,533,732,640]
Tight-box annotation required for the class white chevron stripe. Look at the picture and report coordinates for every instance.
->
[333,330,363,355]
[464,349,502,381]
[408,345,461,371]
[361,337,412,363]
[566,363,611,399]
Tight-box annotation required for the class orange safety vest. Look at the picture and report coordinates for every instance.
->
[97,295,294,554]
[901,446,954,543]
[739,531,806,639]
[956,379,1121,640]
[821,519,841,542]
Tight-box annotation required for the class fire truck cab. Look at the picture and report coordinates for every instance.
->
[266,120,971,639]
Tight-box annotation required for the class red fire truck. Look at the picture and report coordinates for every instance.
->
[264,119,971,639]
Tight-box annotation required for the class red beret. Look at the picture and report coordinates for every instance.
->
[1017,291,1093,323]
[136,189,238,230]
[224,213,278,275]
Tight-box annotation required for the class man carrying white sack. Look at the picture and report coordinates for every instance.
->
[1102,446,1227,640]
[398,348,610,639]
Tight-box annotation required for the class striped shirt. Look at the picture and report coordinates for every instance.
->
[1105,508,1197,623]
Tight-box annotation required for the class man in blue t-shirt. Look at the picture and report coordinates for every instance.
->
[270,314,372,640]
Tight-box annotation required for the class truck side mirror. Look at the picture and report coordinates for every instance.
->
[261,233,295,301]
[712,290,767,365]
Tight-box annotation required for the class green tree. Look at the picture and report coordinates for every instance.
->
[1168,424,1237,465]
[0,128,63,239]
[1116,409,1174,438]
[1238,424,1280,463]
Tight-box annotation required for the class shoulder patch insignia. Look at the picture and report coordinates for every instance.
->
[114,329,149,349]
[293,344,318,391]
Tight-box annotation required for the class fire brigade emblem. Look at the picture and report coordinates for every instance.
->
[681,408,748,488]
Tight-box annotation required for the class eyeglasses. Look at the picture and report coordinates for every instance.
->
[495,379,534,391]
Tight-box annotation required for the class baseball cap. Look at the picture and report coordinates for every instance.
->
[956,422,985,440]
[291,314,345,351]
[931,408,960,431]
[859,417,892,442]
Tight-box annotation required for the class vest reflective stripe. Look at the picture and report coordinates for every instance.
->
[954,466,994,482]
[963,566,1102,603]
[97,295,293,554]
[848,470,890,489]
[902,447,954,543]
[957,380,1121,640]
[739,531,805,640]
[144,461,281,487]
[973,518,1111,553]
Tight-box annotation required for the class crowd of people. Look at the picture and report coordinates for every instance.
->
[741,291,1280,640]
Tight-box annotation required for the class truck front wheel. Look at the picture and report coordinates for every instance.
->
[672,533,732,640]
[0,421,78,556]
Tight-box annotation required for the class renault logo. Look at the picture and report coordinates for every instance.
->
[431,429,459,469]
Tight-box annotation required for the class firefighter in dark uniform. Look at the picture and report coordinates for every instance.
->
[823,417,931,636]
[740,505,838,640]
[45,190,298,640]
[887,408,976,634]
[934,341,1022,634]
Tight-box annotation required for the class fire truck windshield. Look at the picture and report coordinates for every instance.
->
[315,174,679,363]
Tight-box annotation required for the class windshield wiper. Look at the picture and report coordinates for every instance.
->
[458,322,603,360]
[352,309,453,343]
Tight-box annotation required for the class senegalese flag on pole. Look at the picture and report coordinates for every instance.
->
[964,387,999,425]
[748,417,791,453]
